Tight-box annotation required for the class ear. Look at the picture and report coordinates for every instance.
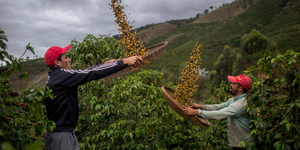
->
[53,60,61,67]
[238,86,244,92]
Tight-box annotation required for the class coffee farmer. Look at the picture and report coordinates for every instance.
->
[183,75,253,150]
[43,44,143,150]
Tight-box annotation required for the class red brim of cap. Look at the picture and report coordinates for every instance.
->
[61,44,71,54]
[228,76,238,83]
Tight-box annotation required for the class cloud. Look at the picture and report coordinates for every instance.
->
[0,0,232,59]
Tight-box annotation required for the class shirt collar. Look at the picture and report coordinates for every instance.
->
[234,93,246,101]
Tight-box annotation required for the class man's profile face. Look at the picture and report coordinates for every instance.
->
[230,82,239,96]
[55,53,72,69]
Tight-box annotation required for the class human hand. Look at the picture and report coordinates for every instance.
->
[123,56,143,67]
[191,103,204,109]
[104,59,119,64]
[182,106,198,116]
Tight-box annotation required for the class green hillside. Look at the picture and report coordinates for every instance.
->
[9,58,48,92]
[145,0,300,81]
[9,0,300,91]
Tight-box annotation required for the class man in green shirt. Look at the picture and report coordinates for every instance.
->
[183,75,253,150]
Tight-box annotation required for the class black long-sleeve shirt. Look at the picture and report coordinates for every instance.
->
[45,60,125,132]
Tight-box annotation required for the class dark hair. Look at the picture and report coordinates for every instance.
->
[237,83,248,93]
[50,54,63,68]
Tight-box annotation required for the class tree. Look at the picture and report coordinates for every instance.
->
[204,9,209,14]
[242,29,268,54]
[210,45,236,90]
[208,70,218,93]
[242,0,247,9]
[248,0,253,5]
[267,40,278,52]
[230,35,242,48]
[0,28,8,50]
[209,6,214,11]
[20,43,34,58]
[0,29,49,150]
[0,32,33,80]
[195,13,201,18]
[232,52,245,75]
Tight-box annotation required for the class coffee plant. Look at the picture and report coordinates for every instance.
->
[68,34,212,149]
[2,29,299,149]
[243,50,300,150]
[1,31,56,150]
[203,50,300,150]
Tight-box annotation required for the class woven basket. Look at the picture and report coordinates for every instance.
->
[161,85,211,127]
[103,41,168,79]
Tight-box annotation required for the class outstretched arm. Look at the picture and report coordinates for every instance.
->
[104,56,143,67]
[183,100,246,120]
[58,56,143,87]
[191,103,204,109]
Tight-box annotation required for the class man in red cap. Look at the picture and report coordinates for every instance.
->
[183,75,253,150]
[43,44,143,150]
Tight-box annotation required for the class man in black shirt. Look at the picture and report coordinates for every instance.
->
[43,44,142,150]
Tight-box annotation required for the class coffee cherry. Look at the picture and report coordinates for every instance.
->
[174,43,203,106]
[110,0,153,70]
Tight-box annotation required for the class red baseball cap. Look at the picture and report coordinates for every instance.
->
[228,75,252,90]
[44,44,71,67]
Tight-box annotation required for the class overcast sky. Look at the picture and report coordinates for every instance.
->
[0,0,233,59]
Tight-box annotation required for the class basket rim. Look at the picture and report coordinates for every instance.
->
[103,41,168,79]
[161,85,211,127]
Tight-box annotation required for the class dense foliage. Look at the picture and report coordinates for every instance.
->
[0,29,55,150]
[68,35,213,149]
[74,70,212,149]
[210,45,236,91]
[69,34,125,68]
[1,0,300,146]
[210,29,278,91]
[68,33,300,150]
[242,29,268,54]
[244,50,300,149]
[202,50,300,149]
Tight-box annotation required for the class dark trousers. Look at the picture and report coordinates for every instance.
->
[44,132,80,150]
